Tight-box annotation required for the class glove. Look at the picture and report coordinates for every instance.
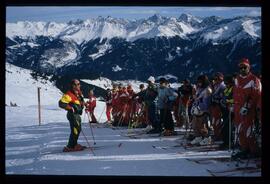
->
[240,106,248,116]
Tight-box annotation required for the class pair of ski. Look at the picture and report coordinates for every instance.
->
[40,144,120,155]
[185,157,231,165]
[125,130,188,139]
[180,141,224,152]
[40,146,97,155]
[91,122,112,128]
[151,143,221,152]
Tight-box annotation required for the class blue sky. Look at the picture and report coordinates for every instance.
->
[6,6,261,23]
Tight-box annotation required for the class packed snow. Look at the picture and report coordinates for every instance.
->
[6,104,260,176]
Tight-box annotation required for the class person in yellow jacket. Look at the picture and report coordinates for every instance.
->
[59,79,85,152]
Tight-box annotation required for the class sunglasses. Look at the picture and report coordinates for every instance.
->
[239,66,248,70]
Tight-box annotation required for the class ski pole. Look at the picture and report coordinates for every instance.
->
[228,106,232,152]
[127,103,133,130]
[231,123,240,163]
[75,119,95,156]
[98,105,106,123]
[80,127,96,156]
[86,112,97,145]
[117,104,127,127]
[184,105,189,138]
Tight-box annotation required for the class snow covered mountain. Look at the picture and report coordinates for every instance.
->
[6,14,200,44]
[196,16,261,44]
[6,13,261,91]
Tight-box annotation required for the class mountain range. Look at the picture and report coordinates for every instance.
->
[6,13,261,93]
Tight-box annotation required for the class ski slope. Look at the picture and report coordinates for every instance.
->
[5,64,261,176]
[6,103,261,176]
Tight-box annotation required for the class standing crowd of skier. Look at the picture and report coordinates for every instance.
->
[58,58,261,159]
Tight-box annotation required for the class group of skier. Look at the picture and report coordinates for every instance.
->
[58,58,261,160]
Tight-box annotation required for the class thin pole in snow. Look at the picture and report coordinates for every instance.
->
[38,87,41,126]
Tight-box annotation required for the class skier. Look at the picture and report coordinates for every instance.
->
[132,84,148,128]
[113,85,130,126]
[157,77,178,136]
[174,79,193,128]
[111,83,120,125]
[232,58,262,159]
[190,75,212,146]
[137,76,159,133]
[209,72,226,141]
[127,84,136,125]
[58,79,85,152]
[105,88,113,123]
[85,89,97,124]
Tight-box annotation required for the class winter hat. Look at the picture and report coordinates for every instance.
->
[239,58,250,67]
[147,76,155,83]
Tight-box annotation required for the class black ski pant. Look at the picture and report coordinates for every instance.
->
[66,112,81,148]
[159,108,174,131]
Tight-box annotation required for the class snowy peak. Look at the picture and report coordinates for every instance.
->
[147,14,166,24]
[6,14,260,45]
[178,13,202,25]
[6,21,67,39]
[199,16,261,44]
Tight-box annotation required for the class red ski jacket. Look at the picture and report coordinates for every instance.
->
[85,96,96,112]
[233,73,261,125]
